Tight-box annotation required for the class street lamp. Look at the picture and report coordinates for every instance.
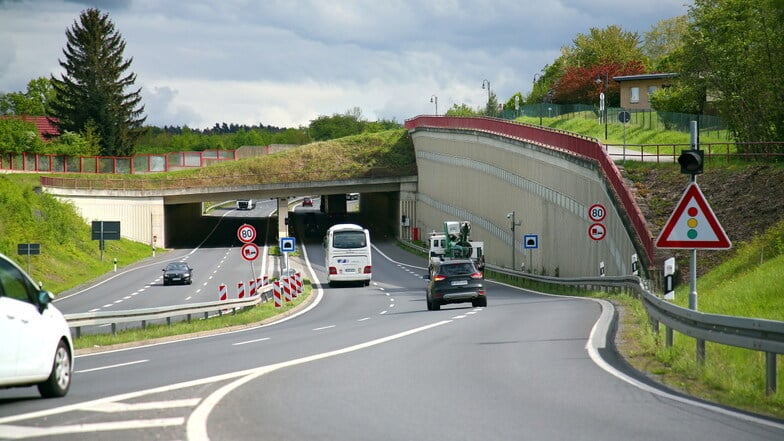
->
[533,73,542,126]
[595,72,609,139]
[507,211,521,270]
[482,79,491,113]
[430,94,438,116]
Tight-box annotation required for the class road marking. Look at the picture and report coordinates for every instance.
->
[84,398,201,412]
[185,296,192,301]
[113,299,123,304]
[312,325,335,331]
[123,296,131,300]
[76,359,149,374]
[452,315,467,319]
[102,304,113,308]
[0,418,184,439]
[380,310,388,315]
[357,317,370,322]
[233,337,270,346]
[89,308,100,312]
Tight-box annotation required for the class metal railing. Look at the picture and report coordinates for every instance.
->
[65,285,272,338]
[484,263,784,395]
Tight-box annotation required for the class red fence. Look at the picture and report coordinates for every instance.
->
[404,115,656,265]
[0,149,238,174]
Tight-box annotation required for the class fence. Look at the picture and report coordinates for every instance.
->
[498,103,728,139]
[0,149,237,174]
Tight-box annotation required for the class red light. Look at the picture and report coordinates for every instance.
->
[433,275,446,281]
[363,266,372,274]
[328,267,337,275]
[470,272,483,279]
[478,289,486,295]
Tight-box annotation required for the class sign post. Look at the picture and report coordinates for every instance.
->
[91,221,120,261]
[279,237,296,275]
[17,243,40,273]
[237,224,258,281]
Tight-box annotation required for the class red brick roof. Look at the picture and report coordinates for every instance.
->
[0,115,60,140]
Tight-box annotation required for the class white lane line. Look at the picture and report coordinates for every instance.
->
[88,308,100,312]
[76,359,149,374]
[185,296,192,301]
[357,317,370,322]
[233,337,270,346]
[84,398,201,413]
[312,325,335,331]
[113,299,123,304]
[452,315,467,319]
[380,310,388,315]
[0,418,184,439]
[102,304,113,308]
[187,320,453,440]
[123,296,131,300]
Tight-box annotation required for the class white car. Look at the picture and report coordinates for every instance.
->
[0,253,74,398]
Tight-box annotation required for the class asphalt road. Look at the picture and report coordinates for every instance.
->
[1,238,782,440]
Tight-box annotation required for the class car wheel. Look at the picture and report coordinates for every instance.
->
[163,280,168,286]
[38,339,72,398]
[473,297,488,308]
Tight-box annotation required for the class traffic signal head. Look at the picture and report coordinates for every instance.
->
[678,149,704,175]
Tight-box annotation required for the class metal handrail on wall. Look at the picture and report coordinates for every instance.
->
[403,115,655,266]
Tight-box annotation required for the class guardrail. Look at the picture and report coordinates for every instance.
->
[483,262,784,395]
[65,285,273,338]
[400,240,783,395]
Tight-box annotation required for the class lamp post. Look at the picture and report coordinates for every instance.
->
[595,72,609,139]
[430,94,438,116]
[533,73,542,126]
[507,211,521,270]
[482,79,491,113]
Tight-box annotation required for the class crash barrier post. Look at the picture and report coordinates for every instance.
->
[273,280,282,308]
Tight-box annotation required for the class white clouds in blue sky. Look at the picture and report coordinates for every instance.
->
[0,0,691,128]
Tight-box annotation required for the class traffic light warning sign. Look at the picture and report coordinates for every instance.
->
[656,183,731,250]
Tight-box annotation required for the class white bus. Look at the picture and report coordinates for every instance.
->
[324,223,372,287]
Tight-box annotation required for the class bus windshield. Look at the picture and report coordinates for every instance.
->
[332,231,367,249]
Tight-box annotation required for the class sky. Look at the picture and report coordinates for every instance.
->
[0,0,692,129]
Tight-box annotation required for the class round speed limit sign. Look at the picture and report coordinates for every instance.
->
[237,224,256,243]
[240,243,260,261]
[588,204,606,222]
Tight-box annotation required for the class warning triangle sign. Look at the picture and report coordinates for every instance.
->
[656,183,731,250]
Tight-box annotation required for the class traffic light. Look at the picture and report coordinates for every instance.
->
[678,149,704,175]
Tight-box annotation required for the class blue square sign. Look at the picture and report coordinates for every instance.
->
[280,237,296,253]
[523,234,538,249]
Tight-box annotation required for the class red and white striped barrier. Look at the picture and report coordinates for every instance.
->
[294,272,303,295]
[219,283,228,301]
[248,278,256,297]
[262,275,269,286]
[282,275,292,302]
[273,280,282,308]
[237,281,245,299]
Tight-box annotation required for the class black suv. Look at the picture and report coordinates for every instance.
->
[162,262,193,286]
[424,259,486,310]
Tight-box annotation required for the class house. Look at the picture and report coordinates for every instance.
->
[613,73,677,110]
[0,115,60,141]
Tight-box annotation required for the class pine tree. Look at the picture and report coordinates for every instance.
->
[50,8,146,156]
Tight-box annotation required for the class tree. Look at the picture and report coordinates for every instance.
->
[0,77,56,116]
[642,16,689,71]
[50,8,146,156]
[308,109,366,141]
[552,61,645,106]
[681,0,784,143]
[444,103,479,117]
[560,25,645,69]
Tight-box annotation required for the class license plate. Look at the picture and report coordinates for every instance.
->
[344,268,356,273]
[451,280,468,286]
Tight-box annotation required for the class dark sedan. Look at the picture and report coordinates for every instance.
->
[162,262,193,286]
[424,259,486,310]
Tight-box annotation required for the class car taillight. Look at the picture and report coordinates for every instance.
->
[478,289,486,295]
[470,272,483,279]
[433,275,447,281]
[329,267,337,275]
[363,266,372,274]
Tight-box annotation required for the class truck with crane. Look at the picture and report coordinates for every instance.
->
[427,221,485,273]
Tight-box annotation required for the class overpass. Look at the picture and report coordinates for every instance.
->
[42,117,652,277]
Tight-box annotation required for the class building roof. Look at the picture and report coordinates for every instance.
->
[0,115,60,140]
[613,73,678,82]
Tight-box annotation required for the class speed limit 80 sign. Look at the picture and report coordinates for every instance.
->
[237,224,256,243]
[588,204,606,222]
